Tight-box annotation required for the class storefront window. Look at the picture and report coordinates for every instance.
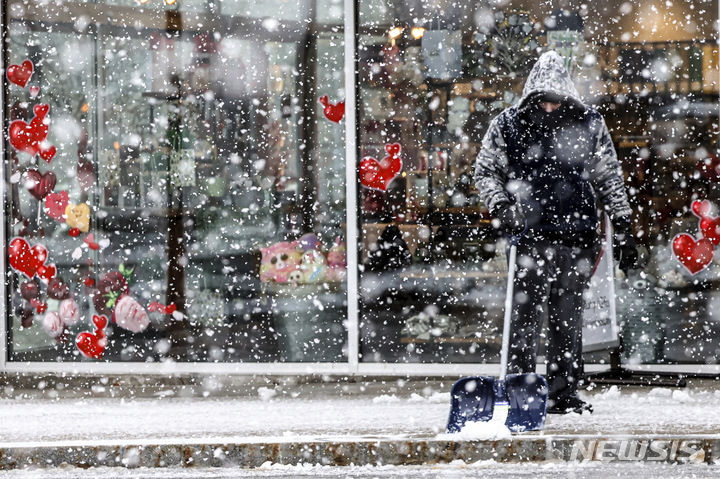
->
[4,0,720,370]
[356,0,719,365]
[5,0,347,362]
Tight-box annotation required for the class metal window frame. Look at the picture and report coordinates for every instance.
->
[1,0,719,378]
[0,0,6,374]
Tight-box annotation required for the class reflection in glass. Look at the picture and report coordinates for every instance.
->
[357,0,719,365]
[6,0,346,362]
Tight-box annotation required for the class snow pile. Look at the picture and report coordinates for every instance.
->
[671,389,695,403]
[648,387,672,398]
[407,391,450,403]
[371,394,400,404]
[594,385,621,400]
[427,391,451,403]
[257,387,277,401]
[437,420,512,441]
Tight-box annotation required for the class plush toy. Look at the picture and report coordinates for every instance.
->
[326,237,347,282]
[300,249,328,283]
[297,233,321,252]
[260,241,302,283]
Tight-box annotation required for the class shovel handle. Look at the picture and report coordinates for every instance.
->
[500,242,517,381]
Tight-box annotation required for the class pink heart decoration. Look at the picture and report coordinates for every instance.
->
[45,190,69,221]
[84,233,99,250]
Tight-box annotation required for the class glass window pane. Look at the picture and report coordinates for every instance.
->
[5,0,347,363]
[356,0,719,368]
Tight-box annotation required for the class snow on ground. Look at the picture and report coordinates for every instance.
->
[437,421,512,441]
[1,383,720,443]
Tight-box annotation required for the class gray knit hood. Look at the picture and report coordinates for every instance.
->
[517,51,585,112]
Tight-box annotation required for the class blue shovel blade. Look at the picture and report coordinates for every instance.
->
[446,376,495,433]
[446,374,548,433]
[504,373,548,432]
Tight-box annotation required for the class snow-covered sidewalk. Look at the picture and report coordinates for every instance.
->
[1,380,719,443]
[2,379,720,471]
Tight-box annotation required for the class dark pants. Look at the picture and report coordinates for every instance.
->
[507,239,599,402]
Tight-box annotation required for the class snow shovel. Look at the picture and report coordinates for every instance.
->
[446,234,548,433]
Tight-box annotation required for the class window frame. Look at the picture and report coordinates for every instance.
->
[2,0,719,377]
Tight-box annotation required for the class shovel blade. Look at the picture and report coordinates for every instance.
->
[504,373,548,432]
[446,376,495,433]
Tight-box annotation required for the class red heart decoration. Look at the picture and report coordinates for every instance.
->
[29,85,40,98]
[25,169,56,201]
[31,299,48,314]
[68,228,81,238]
[45,190,69,221]
[37,263,57,282]
[319,95,345,123]
[697,155,720,182]
[9,238,43,278]
[76,331,106,359]
[9,104,56,162]
[148,301,177,314]
[359,143,403,191]
[39,145,57,162]
[8,237,55,281]
[691,199,712,219]
[700,217,720,246]
[77,315,108,359]
[7,60,34,88]
[93,314,108,330]
[31,244,48,265]
[84,233,99,250]
[672,234,714,275]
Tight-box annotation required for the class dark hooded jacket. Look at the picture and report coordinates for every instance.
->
[474,51,632,246]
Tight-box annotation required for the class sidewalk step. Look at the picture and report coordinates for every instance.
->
[0,435,717,470]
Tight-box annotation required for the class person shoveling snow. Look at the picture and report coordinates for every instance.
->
[448,51,641,433]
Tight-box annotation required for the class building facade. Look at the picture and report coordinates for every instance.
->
[1,0,719,376]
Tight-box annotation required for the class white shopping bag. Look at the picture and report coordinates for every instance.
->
[582,218,620,352]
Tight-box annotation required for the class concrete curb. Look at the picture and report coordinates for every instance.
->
[1,435,718,470]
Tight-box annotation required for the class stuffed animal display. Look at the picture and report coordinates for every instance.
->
[326,237,347,282]
[260,234,346,284]
[259,241,303,283]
